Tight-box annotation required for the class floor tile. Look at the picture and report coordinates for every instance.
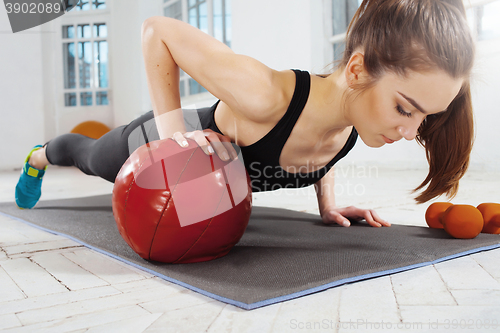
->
[0,314,22,330]
[472,248,500,280]
[0,257,68,297]
[85,312,162,332]
[400,305,500,324]
[8,305,152,333]
[3,239,81,256]
[139,288,216,313]
[112,277,175,293]
[206,302,282,333]
[434,256,500,290]
[391,265,456,305]
[450,289,500,306]
[15,284,183,326]
[339,276,400,323]
[271,288,341,333]
[144,301,225,332]
[63,249,147,285]
[0,285,120,316]
[31,252,109,290]
[0,265,26,302]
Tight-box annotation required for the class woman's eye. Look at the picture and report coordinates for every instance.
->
[396,104,412,118]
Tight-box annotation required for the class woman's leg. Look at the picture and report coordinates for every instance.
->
[43,111,157,183]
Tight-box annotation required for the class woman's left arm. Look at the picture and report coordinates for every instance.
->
[314,166,391,228]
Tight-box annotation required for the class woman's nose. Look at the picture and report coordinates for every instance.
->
[397,124,418,141]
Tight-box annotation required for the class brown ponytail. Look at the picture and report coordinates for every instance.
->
[413,82,474,203]
[339,0,476,203]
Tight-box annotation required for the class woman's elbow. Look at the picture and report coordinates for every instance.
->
[141,16,170,38]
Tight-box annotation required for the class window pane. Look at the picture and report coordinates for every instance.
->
[213,0,223,42]
[164,1,182,20]
[179,80,185,97]
[199,1,207,33]
[63,43,76,89]
[189,78,207,94]
[78,24,91,38]
[225,0,231,47]
[92,0,106,10]
[76,0,90,11]
[78,42,92,88]
[62,25,74,38]
[332,0,360,35]
[94,41,108,88]
[65,93,76,107]
[478,2,500,41]
[333,42,346,61]
[81,92,92,106]
[189,7,197,27]
[93,23,107,38]
[64,0,79,12]
[188,0,197,7]
[96,91,108,105]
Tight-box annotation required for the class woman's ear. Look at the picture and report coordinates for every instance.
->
[345,51,366,87]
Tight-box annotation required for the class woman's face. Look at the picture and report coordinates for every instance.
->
[349,69,464,148]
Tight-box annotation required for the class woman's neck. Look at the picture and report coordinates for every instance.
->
[309,68,354,140]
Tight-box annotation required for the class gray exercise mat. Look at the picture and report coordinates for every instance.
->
[1,195,499,310]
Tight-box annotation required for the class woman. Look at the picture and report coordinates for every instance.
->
[16,0,475,229]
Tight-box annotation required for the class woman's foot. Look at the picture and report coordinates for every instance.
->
[15,145,49,209]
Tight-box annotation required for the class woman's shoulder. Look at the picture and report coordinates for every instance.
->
[231,69,297,124]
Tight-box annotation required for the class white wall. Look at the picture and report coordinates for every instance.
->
[0,7,45,171]
[468,38,500,171]
[231,0,329,73]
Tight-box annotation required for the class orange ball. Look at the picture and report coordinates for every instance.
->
[425,202,453,229]
[477,203,500,234]
[442,205,484,239]
[71,121,111,139]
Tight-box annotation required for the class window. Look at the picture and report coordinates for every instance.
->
[62,22,109,107]
[75,0,107,11]
[467,0,500,41]
[330,0,362,61]
[163,0,231,97]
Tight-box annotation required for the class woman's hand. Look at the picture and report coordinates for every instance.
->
[320,205,391,228]
[171,129,238,161]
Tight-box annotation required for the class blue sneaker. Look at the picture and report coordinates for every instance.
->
[15,145,47,209]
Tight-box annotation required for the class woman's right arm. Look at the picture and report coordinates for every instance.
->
[141,16,284,141]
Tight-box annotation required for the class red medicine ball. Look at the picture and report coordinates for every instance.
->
[112,138,252,263]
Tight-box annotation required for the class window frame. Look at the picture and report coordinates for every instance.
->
[162,0,231,101]
[58,3,111,113]
[328,0,362,63]
[465,0,500,41]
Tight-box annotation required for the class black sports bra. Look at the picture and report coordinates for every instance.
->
[198,69,358,192]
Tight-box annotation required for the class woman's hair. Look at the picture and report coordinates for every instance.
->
[339,0,475,204]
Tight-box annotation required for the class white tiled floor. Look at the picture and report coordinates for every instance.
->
[0,165,499,332]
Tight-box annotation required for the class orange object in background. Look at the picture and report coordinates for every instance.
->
[441,205,484,239]
[425,202,453,229]
[70,121,111,139]
[477,203,500,234]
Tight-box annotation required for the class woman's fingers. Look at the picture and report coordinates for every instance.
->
[355,208,390,228]
[322,210,351,227]
[172,132,188,147]
[191,130,213,155]
[369,209,391,227]
[204,133,234,161]
[363,210,382,227]
[173,130,237,161]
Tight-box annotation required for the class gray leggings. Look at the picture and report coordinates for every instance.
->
[44,106,216,183]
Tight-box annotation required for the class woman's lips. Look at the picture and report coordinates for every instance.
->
[382,135,395,144]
